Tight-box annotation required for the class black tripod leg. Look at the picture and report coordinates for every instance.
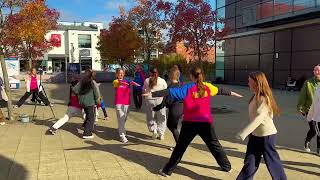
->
[39,85,56,120]
[32,101,37,121]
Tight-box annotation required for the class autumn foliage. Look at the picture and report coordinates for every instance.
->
[97,16,142,67]
[3,0,59,67]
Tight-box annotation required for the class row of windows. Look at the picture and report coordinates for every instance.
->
[216,24,320,56]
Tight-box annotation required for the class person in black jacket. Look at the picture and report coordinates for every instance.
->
[153,66,183,150]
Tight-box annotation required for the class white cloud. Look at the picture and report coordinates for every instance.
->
[104,0,132,12]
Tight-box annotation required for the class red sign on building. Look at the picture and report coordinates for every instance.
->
[50,34,61,47]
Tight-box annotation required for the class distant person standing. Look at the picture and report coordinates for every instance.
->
[133,64,146,109]
[307,86,320,155]
[297,64,320,153]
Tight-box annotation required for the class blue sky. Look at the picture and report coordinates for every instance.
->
[47,0,216,27]
[47,0,137,27]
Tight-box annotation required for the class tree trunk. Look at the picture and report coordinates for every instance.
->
[0,55,14,120]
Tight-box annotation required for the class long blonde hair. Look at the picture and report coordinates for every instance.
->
[249,71,280,116]
[191,67,205,98]
[169,66,180,82]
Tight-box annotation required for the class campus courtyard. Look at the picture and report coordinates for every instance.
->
[0,83,319,180]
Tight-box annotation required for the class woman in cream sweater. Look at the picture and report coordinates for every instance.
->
[236,71,287,180]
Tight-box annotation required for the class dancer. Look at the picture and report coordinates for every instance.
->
[153,66,183,150]
[144,66,243,176]
[236,71,287,180]
[133,64,146,109]
[0,77,7,125]
[297,64,320,152]
[143,67,167,140]
[307,86,320,155]
[113,68,140,143]
[48,79,83,135]
[13,68,51,108]
[73,69,101,139]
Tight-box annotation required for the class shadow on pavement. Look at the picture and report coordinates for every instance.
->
[66,141,222,180]
[0,155,29,180]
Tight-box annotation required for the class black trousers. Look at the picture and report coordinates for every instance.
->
[16,89,50,107]
[237,135,287,180]
[167,104,183,142]
[133,89,142,109]
[83,106,95,136]
[306,121,320,148]
[162,121,231,175]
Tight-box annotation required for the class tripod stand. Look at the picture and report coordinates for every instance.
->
[32,69,56,121]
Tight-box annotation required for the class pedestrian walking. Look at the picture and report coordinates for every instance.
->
[236,71,287,180]
[133,64,146,110]
[297,64,320,153]
[307,86,320,155]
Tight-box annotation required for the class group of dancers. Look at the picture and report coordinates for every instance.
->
[12,64,320,179]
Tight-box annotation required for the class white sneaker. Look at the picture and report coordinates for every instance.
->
[152,130,158,140]
[120,135,128,143]
[83,135,94,139]
[304,141,311,152]
[159,134,164,140]
[13,105,18,109]
[0,122,6,125]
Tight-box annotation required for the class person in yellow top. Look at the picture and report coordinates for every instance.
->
[236,71,286,180]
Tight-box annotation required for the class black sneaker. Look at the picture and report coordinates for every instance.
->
[317,148,320,155]
[48,128,57,135]
[159,169,170,177]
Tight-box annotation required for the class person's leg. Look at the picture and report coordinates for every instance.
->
[161,122,198,175]
[133,89,139,109]
[0,108,5,125]
[16,92,32,107]
[52,107,80,130]
[156,106,167,139]
[167,110,180,143]
[137,90,143,109]
[116,105,126,136]
[236,135,263,180]
[316,122,320,153]
[37,91,50,106]
[198,123,231,171]
[83,106,95,137]
[305,121,316,151]
[145,100,156,134]
[263,135,287,180]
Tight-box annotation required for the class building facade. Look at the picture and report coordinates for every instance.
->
[42,21,103,73]
[215,0,320,87]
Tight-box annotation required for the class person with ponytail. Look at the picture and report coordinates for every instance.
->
[73,69,101,139]
[143,67,243,177]
[236,71,287,180]
[143,67,168,140]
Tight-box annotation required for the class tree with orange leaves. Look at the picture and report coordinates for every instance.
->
[97,11,142,68]
[4,0,59,69]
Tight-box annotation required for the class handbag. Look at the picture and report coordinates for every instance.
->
[0,87,8,102]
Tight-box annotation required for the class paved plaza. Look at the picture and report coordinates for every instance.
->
[0,83,319,180]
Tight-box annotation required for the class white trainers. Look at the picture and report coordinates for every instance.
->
[159,134,164,140]
[0,122,6,125]
[304,141,311,152]
[120,134,128,143]
[83,135,94,139]
[13,105,18,109]
[152,130,158,140]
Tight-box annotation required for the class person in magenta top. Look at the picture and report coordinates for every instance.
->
[14,68,51,108]
[144,66,243,177]
[113,68,140,143]
[48,79,84,135]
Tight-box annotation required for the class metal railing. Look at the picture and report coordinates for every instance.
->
[242,0,320,25]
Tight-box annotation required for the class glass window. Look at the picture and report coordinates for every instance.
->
[292,51,320,70]
[217,7,226,19]
[258,1,274,20]
[78,34,91,48]
[274,53,291,70]
[235,55,259,70]
[217,0,226,8]
[294,0,316,11]
[225,3,236,18]
[274,0,292,16]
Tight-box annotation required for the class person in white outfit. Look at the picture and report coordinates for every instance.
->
[143,67,167,140]
[307,86,320,155]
